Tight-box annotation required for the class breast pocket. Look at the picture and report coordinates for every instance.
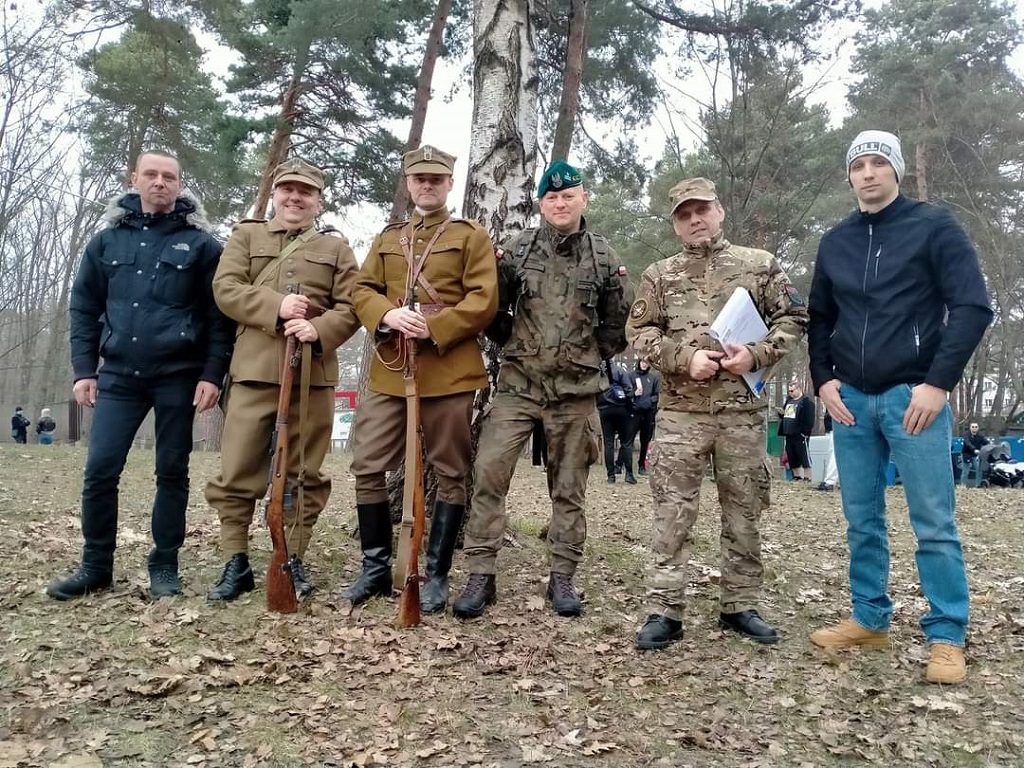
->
[98,250,139,296]
[154,245,200,306]
[299,249,339,296]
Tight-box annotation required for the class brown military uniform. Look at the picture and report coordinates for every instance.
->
[205,216,360,557]
[463,220,634,575]
[350,208,497,503]
[627,228,808,619]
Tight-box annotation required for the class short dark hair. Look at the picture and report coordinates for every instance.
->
[134,149,180,172]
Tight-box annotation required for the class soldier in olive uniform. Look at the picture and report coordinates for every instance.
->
[344,146,497,613]
[206,158,361,601]
[453,160,634,619]
[628,178,808,650]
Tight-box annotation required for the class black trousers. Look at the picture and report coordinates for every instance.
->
[600,407,635,476]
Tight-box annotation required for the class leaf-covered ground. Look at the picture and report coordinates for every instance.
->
[2,444,1023,768]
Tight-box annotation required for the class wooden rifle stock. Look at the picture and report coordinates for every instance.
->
[395,336,426,628]
[266,335,300,614]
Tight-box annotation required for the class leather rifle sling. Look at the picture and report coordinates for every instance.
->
[400,220,449,307]
[253,227,318,288]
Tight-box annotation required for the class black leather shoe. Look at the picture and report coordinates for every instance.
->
[207,553,255,601]
[149,567,181,599]
[452,573,496,619]
[637,466,647,476]
[547,572,582,617]
[342,502,393,605]
[606,475,616,484]
[624,471,637,485]
[288,556,314,597]
[46,567,113,601]
[718,610,780,644]
[636,614,683,650]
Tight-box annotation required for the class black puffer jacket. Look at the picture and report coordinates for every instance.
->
[809,194,992,394]
[70,193,234,384]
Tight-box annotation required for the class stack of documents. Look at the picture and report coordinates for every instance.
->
[708,287,770,396]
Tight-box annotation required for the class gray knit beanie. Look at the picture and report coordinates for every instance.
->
[846,130,905,182]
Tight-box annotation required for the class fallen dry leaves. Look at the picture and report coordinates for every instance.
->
[1,445,1023,767]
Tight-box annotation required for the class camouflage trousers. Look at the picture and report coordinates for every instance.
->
[645,408,771,619]
[463,392,600,575]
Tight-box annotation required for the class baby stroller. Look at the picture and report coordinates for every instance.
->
[977,442,1020,487]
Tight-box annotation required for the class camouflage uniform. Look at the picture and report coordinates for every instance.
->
[463,220,634,575]
[627,231,807,619]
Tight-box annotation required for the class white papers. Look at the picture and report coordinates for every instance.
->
[708,287,771,396]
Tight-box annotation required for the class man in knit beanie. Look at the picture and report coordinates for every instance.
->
[806,131,992,685]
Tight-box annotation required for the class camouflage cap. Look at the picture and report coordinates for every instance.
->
[273,157,324,190]
[537,160,583,198]
[403,145,456,176]
[669,177,718,215]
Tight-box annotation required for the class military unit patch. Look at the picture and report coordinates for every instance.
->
[784,284,805,306]
[630,298,649,321]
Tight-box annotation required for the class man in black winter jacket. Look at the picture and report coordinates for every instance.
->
[778,381,814,481]
[47,151,233,602]
[598,359,637,484]
[807,130,992,686]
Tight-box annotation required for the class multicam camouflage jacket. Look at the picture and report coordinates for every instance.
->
[626,232,807,413]
[494,220,634,402]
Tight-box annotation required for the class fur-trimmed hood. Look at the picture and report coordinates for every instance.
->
[102,190,213,232]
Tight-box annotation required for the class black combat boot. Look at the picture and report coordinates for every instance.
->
[636,614,684,650]
[452,573,496,619]
[46,565,113,601]
[624,469,637,485]
[288,556,314,597]
[718,609,780,644]
[342,501,393,605]
[420,501,465,614]
[547,571,582,616]
[207,553,255,601]
[148,548,181,599]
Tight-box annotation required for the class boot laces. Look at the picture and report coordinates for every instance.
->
[550,572,576,600]
[464,573,490,598]
[288,556,307,583]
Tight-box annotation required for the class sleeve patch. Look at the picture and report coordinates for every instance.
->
[617,265,628,275]
[630,298,649,321]
[495,248,505,260]
[784,284,805,306]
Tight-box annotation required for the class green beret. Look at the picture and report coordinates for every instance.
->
[537,160,583,198]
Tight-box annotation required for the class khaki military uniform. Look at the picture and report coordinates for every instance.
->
[464,220,634,575]
[626,231,807,618]
[205,218,360,557]
[350,208,497,504]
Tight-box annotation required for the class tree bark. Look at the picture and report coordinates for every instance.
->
[251,61,306,219]
[388,0,455,223]
[550,0,588,162]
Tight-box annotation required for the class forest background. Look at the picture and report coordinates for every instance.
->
[2,0,1024,440]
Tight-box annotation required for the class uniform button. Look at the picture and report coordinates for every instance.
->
[111,260,118,265]
[140,242,146,246]
[287,271,294,277]
[177,265,183,270]
[132,302,139,308]
[180,331,186,336]
[131,336,137,341]
[134,370,140,376]
[136,269,143,275]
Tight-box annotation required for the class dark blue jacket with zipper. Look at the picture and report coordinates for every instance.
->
[808,194,992,395]
[70,192,234,385]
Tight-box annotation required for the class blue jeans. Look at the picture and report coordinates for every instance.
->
[81,371,197,571]
[833,383,967,646]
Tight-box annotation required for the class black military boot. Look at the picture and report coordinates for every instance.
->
[718,609,780,644]
[148,548,181,599]
[636,614,684,650]
[46,565,113,601]
[547,572,582,616]
[288,556,314,597]
[452,573,496,619]
[420,501,465,614]
[207,553,255,601]
[342,501,393,605]
[624,469,638,485]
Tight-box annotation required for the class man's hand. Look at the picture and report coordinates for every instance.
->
[689,349,725,381]
[193,381,220,413]
[819,379,854,426]
[73,378,98,408]
[284,318,320,343]
[903,383,947,435]
[720,342,754,375]
[279,293,310,320]
[382,306,430,340]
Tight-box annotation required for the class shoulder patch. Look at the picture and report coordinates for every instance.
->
[630,298,650,321]
[784,284,805,307]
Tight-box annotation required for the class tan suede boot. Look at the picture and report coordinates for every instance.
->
[810,618,889,649]
[925,643,966,684]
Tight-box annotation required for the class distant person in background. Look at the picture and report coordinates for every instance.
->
[531,419,548,469]
[598,358,637,484]
[959,422,989,487]
[632,359,660,475]
[36,408,57,445]
[11,406,30,444]
[779,382,814,481]
[817,411,838,491]
[47,150,233,602]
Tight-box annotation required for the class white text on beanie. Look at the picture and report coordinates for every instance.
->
[846,130,905,182]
